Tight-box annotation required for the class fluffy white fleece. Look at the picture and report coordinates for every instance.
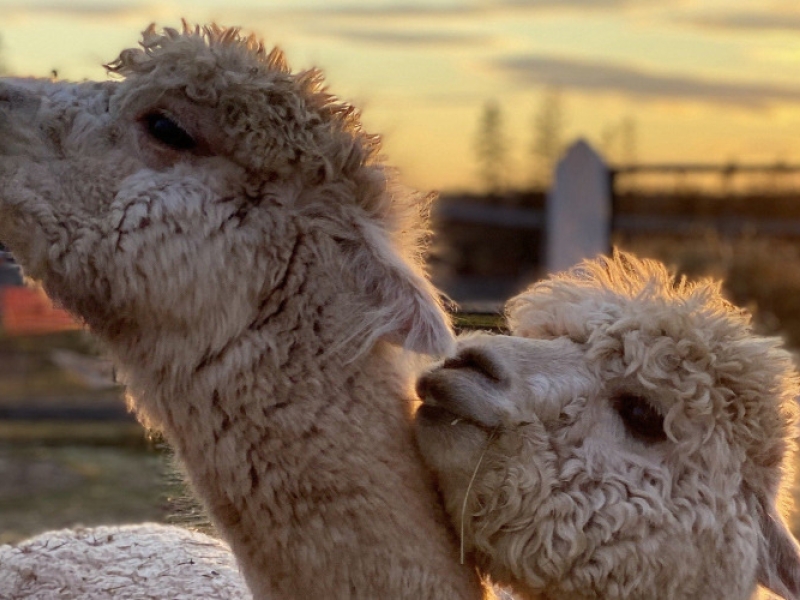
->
[0,524,249,599]
[416,251,800,600]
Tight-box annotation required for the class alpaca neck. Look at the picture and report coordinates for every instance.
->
[112,300,486,599]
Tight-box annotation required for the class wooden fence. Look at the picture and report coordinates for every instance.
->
[548,141,800,272]
[433,140,800,305]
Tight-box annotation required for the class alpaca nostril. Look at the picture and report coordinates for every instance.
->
[415,372,455,409]
[442,347,505,383]
[415,375,432,403]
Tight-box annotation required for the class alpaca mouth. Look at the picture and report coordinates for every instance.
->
[415,400,492,431]
[415,375,473,426]
[416,402,465,425]
[415,370,501,429]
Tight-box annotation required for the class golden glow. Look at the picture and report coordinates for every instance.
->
[2,1,800,191]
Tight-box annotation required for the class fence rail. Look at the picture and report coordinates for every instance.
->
[547,141,800,270]
[614,163,800,175]
[432,141,800,304]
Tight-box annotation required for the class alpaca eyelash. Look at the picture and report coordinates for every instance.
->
[142,111,196,150]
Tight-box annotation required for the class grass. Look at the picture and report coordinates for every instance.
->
[0,421,147,447]
[0,441,176,544]
[452,311,506,333]
[0,330,114,399]
[0,331,176,544]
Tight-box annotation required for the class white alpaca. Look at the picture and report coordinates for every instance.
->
[0,24,489,599]
[1,525,250,599]
[415,251,800,600]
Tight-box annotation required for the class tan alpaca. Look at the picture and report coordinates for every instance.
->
[416,251,800,600]
[0,24,487,600]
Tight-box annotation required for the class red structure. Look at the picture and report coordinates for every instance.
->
[1,286,81,335]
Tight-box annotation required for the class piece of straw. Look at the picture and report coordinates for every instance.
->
[460,426,499,564]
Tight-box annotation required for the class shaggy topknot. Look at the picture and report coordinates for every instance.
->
[508,250,799,503]
[105,23,432,277]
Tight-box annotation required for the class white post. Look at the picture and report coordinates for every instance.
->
[546,139,611,273]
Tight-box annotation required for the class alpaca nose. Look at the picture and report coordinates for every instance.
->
[415,346,507,427]
[416,346,505,404]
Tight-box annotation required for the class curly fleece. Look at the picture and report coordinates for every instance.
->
[0,23,488,600]
[417,251,800,600]
[0,524,251,600]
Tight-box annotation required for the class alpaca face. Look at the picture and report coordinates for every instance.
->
[415,254,800,600]
[0,26,452,359]
[416,332,759,599]
[0,73,299,346]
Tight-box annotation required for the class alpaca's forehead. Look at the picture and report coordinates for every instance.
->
[509,270,741,345]
[506,298,791,436]
[0,79,118,164]
[558,296,746,370]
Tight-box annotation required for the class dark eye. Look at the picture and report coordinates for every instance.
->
[142,112,196,150]
[613,394,666,443]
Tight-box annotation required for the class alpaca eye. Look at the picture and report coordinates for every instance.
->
[613,394,666,443]
[142,112,196,150]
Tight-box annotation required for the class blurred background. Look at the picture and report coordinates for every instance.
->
[2,0,800,544]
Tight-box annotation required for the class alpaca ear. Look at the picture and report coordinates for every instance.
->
[756,496,800,599]
[346,222,454,356]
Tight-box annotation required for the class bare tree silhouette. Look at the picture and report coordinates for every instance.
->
[600,115,638,165]
[475,100,508,195]
[530,88,565,189]
[0,35,7,76]
[620,116,638,165]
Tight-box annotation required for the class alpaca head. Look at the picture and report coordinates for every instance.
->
[416,251,800,599]
[0,24,451,361]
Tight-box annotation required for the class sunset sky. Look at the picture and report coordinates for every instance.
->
[2,0,800,192]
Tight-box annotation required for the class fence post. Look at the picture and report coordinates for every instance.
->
[546,139,612,273]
